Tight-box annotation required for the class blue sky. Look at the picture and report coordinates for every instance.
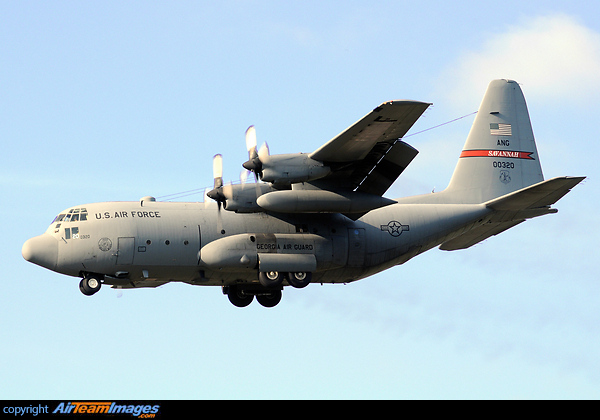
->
[2,1,599,399]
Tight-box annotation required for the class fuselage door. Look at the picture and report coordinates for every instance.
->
[116,237,135,265]
[347,228,366,267]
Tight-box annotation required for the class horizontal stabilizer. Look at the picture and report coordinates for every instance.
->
[440,176,585,250]
[439,220,524,250]
[484,176,585,211]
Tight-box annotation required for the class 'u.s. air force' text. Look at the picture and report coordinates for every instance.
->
[96,211,161,220]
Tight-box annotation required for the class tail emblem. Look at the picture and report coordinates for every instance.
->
[499,170,512,184]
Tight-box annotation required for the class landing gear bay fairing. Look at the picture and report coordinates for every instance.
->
[22,80,584,307]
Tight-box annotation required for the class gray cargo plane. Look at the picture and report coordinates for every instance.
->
[22,79,584,307]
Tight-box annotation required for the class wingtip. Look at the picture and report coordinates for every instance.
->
[376,100,432,110]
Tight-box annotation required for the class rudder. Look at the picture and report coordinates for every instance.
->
[444,79,544,203]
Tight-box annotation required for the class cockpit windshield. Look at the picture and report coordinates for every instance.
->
[52,208,88,224]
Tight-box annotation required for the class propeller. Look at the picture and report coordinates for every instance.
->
[206,154,225,204]
[243,125,269,180]
[205,128,268,225]
[206,154,228,234]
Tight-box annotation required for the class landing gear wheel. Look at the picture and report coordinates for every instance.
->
[259,271,284,288]
[287,272,311,288]
[79,276,102,296]
[227,285,254,307]
[256,290,282,308]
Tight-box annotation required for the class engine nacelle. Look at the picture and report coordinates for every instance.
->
[222,183,274,213]
[260,153,330,184]
[256,190,397,214]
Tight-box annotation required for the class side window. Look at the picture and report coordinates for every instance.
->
[65,227,79,240]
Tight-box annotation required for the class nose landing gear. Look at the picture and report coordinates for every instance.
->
[79,274,103,296]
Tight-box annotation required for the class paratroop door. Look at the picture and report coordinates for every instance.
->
[347,228,365,267]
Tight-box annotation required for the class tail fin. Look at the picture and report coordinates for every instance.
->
[444,79,544,203]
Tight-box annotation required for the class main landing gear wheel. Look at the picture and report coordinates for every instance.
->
[287,272,311,288]
[227,285,254,307]
[79,276,102,296]
[259,271,284,288]
[256,290,282,308]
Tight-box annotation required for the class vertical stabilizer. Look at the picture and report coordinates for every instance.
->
[444,79,544,203]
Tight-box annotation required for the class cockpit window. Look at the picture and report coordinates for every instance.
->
[52,208,88,224]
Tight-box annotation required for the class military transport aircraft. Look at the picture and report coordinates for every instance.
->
[22,79,584,307]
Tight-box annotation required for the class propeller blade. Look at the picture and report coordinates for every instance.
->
[213,154,223,189]
[240,169,250,186]
[245,126,257,160]
[216,200,223,233]
[208,155,226,234]
[258,142,270,162]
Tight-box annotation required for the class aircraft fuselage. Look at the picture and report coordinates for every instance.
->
[24,198,490,290]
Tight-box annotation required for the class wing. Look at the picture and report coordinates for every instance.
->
[210,100,431,218]
[308,100,430,196]
[310,100,431,163]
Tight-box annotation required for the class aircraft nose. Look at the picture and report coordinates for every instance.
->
[22,234,58,271]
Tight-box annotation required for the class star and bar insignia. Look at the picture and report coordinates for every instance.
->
[380,221,409,237]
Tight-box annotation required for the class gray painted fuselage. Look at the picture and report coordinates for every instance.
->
[34,199,490,288]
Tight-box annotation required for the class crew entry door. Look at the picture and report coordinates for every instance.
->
[116,237,135,265]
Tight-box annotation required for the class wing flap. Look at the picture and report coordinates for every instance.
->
[356,140,419,196]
